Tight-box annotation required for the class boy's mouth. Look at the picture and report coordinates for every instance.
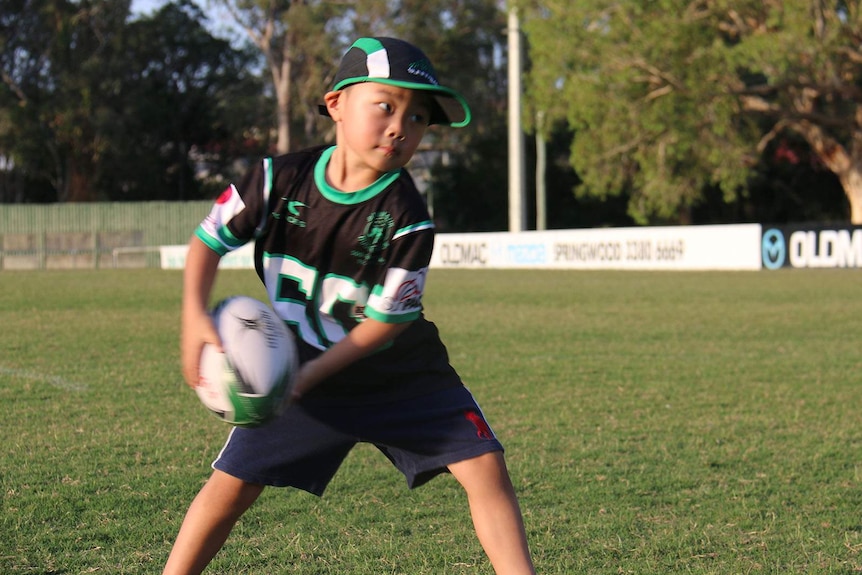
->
[379,145,399,157]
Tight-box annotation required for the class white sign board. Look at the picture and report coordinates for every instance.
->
[160,225,763,271]
[160,243,256,270]
[430,225,762,270]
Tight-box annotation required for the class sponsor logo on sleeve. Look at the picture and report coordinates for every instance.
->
[377,268,426,313]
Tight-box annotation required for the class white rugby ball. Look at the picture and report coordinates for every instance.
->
[196,296,298,427]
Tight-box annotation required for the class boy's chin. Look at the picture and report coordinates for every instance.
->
[373,156,408,173]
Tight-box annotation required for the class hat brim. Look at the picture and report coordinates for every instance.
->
[320,78,471,128]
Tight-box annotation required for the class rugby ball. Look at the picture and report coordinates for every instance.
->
[196,296,298,427]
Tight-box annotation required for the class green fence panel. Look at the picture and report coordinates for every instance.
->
[0,201,212,270]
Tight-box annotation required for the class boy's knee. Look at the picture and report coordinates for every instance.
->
[204,470,265,510]
[449,451,512,489]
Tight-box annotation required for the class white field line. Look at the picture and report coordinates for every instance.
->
[0,366,88,392]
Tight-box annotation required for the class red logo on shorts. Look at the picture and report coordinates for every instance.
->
[464,410,494,440]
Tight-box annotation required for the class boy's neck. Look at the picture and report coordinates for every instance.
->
[325,146,386,193]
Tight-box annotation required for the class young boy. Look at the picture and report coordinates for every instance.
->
[164,37,536,575]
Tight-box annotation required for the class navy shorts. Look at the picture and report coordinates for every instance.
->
[212,386,504,496]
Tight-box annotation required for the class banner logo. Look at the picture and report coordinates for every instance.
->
[762,229,786,270]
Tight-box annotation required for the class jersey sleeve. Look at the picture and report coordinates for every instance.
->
[364,219,435,324]
[194,158,273,255]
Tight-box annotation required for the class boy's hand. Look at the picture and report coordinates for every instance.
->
[286,319,412,403]
[180,311,222,388]
[288,359,324,402]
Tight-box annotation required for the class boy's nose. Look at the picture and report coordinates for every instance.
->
[387,117,407,140]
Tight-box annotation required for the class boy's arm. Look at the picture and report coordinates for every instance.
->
[290,318,411,400]
[180,236,222,388]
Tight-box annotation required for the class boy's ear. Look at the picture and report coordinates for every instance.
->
[323,90,343,121]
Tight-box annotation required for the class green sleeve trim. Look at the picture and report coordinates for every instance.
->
[194,227,229,256]
[364,305,420,324]
[394,220,434,240]
[217,224,245,249]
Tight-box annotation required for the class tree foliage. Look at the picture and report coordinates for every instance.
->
[0,0,514,228]
[0,0,132,201]
[523,0,862,224]
[116,0,266,200]
[4,0,859,230]
[0,0,264,202]
[208,0,339,153]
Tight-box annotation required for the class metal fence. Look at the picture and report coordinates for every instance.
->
[0,201,211,270]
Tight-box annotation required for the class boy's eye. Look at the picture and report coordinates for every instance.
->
[374,100,429,125]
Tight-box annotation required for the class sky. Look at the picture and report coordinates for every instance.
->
[130,0,244,44]
[130,0,171,15]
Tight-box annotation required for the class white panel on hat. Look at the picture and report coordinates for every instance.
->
[366,48,390,79]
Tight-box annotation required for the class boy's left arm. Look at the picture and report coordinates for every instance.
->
[290,318,411,400]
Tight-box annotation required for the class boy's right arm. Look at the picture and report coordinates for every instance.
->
[180,236,222,388]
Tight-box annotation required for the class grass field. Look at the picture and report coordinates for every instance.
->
[1,268,861,574]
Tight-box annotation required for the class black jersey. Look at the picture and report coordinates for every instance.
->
[196,145,461,401]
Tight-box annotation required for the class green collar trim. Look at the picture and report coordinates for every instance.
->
[314,146,401,205]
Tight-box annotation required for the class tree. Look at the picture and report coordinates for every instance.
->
[0,0,133,201]
[0,0,265,202]
[730,1,862,223]
[210,0,338,153]
[522,0,862,224]
[115,0,266,200]
[0,0,66,201]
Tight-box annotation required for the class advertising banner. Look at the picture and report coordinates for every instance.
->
[160,243,255,270]
[761,225,862,269]
[431,225,762,271]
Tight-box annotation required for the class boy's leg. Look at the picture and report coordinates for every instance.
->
[163,469,265,575]
[448,452,536,575]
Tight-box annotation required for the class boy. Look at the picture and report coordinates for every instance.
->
[164,37,536,575]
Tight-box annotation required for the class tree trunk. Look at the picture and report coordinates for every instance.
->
[257,27,291,155]
[66,159,96,202]
[786,119,861,223]
[273,39,291,154]
[840,167,862,224]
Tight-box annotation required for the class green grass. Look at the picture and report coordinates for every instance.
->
[1,268,861,574]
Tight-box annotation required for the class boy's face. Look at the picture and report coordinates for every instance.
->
[324,82,431,176]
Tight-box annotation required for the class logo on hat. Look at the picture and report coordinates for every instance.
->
[407,59,438,85]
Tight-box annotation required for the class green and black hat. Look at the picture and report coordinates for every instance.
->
[321,37,471,128]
